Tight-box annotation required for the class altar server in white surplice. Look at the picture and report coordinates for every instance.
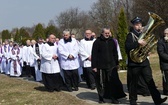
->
[0,43,4,73]
[79,29,96,90]
[1,40,12,75]
[33,38,44,82]
[41,34,63,92]
[24,40,38,79]
[58,30,79,92]
[9,43,22,77]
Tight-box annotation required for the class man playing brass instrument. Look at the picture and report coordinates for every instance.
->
[125,17,167,105]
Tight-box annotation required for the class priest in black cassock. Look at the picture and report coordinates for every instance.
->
[92,27,126,104]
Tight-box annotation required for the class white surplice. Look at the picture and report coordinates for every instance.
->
[33,43,43,81]
[79,38,95,67]
[58,38,79,70]
[41,43,60,74]
[9,48,22,77]
[1,44,12,74]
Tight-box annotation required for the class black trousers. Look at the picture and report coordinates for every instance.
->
[25,65,31,77]
[63,69,79,89]
[42,72,63,91]
[128,65,162,104]
[25,65,36,80]
[83,67,96,88]
[162,70,168,94]
[127,70,150,95]
[95,68,126,100]
[30,67,36,80]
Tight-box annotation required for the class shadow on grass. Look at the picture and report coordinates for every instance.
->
[34,85,69,92]
[34,86,48,92]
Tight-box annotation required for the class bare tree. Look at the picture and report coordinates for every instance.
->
[56,7,92,39]
[132,0,168,24]
[89,0,114,32]
[56,8,80,33]
[132,0,168,36]
[89,0,132,35]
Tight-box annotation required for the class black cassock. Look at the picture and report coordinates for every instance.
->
[95,67,126,100]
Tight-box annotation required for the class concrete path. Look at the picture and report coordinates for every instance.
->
[19,72,168,105]
[63,70,168,105]
[66,82,168,105]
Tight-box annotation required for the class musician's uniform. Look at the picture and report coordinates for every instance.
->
[125,28,165,105]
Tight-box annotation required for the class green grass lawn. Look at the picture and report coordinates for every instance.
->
[0,75,89,105]
[0,53,163,105]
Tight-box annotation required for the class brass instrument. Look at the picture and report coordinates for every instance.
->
[130,12,165,63]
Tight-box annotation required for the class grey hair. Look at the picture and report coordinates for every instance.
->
[164,28,168,32]
[101,27,110,33]
[63,30,70,35]
[47,34,55,38]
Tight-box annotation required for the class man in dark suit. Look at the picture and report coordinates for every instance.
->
[125,17,167,105]
[157,28,168,95]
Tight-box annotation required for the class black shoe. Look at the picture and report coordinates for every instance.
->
[142,93,150,97]
[98,100,105,104]
[130,100,137,105]
[74,87,79,91]
[98,96,105,104]
[47,89,54,92]
[111,97,120,104]
[67,87,72,92]
[130,104,137,105]
[156,97,167,105]
[90,86,95,90]
[54,88,61,92]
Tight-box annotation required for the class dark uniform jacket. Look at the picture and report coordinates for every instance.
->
[91,35,118,69]
[125,28,150,67]
[157,38,168,71]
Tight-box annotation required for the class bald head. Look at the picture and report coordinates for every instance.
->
[48,34,56,43]
[26,40,31,46]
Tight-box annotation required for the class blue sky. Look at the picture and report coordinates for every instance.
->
[0,0,97,31]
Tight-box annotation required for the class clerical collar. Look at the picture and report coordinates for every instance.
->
[64,37,72,43]
[85,36,94,41]
[47,42,54,46]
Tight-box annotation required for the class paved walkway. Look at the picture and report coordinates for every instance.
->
[19,72,168,105]
[66,82,168,105]
[64,71,168,105]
